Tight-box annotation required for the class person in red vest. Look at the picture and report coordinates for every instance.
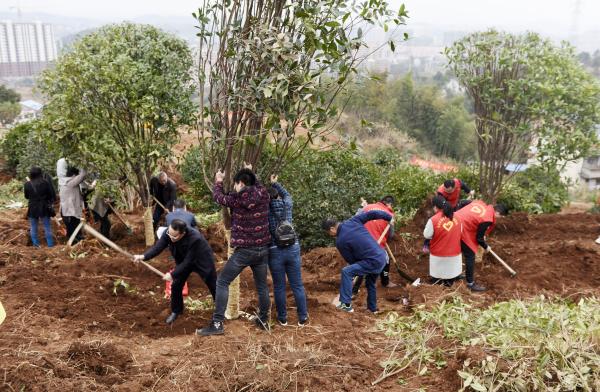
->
[437,178,475,210]
[352,196,396,295]
[423,195,462,286]
[454,199,504,292]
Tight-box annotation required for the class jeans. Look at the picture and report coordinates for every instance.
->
[268,242,308,322]
[29,217,54,247]
[461,241,476,284]
[153,205,165,228]
[352,256,390,293]
[213,246,270,323]
[340,261,384,312]
[171,264,217,314]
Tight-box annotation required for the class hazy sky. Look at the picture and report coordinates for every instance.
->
[4,0,599,35]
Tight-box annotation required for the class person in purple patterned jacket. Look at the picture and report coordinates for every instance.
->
[197,164,271,336]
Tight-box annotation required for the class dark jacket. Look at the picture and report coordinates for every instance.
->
[213,181,270,248]
[143,228,215,280]
[150,177,177,210]
[24,178,56,219]
[166,209,197,229]
[268,182,293,241]
[336,210,392,270]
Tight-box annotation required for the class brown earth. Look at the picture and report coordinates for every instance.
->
[0,206,599,391]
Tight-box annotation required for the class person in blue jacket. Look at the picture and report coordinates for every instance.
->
[322,210,393,313]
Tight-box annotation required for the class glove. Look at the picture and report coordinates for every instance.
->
[484,246,491,253]
[422,245,430,254]
[132,254,144,263]
[162,272,173,282]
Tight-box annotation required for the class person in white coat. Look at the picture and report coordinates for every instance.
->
[60,166,87,243]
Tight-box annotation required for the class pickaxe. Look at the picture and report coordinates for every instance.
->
[488,249,517,277]
[105,201,133,234]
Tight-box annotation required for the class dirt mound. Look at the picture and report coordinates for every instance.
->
[65,341,132,380]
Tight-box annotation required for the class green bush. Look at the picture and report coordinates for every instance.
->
[498,165,568,214]
[179,145,220,213]
[0,120,60,181]
[1,121,33,170]
[279,147,384,248]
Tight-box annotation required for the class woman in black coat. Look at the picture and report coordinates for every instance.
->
[24,167,56,247]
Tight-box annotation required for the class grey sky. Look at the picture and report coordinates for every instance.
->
[4,0,599,39]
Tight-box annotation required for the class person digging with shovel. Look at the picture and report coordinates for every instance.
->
[322,209,393,314]
[454,200,505,292]
[133,219,217,325]
[352,195,397,297]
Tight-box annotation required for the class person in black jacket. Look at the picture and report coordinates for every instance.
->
[133,219,216,325]
[24,166,56,247]
[149,171,177,229]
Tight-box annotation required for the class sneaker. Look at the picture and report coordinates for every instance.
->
[336,303,354,313]
[368,308,381,314]
[165,312,178,324]
[277,319,288,327]
[254,318,271,331]
[298,318,309,327]
[196,320,224,336]
[467,282,487,292]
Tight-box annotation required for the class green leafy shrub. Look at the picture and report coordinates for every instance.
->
[179,145,220,213]
[279,147,384,248]
[1,121,33,171]
[498,166,568,214]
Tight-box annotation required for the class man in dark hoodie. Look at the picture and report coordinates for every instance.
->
[197,164,271,336]
[322,210,393,314]
[133,219,217,324]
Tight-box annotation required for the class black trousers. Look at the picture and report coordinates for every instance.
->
[171,264,217,314]
[92,211,111,239]
[63,215,83,243]
[461,241,476,284]
[352,261,390,294]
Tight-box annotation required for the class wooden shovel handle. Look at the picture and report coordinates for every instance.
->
[82,223,165,279]
[489,249,517,277]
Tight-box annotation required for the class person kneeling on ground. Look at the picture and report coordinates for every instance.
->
[352,195,396,297]
[267,175,308,327]
[423,195,463,286]
[197,165,271,336]
[133,219,217,325]
[322,209,393,313]
[454,200,506,292]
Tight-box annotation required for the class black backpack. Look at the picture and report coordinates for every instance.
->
[274,208,297,247]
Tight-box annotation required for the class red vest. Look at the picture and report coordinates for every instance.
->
[437,178,461,208]
[362,202,395,248]
[430,211,462,257]
[455,200,496,253]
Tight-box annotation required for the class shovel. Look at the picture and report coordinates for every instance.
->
[385,243,420,286]
[332,223,392,306]
[70,221,165,279]
[105,201,133,235]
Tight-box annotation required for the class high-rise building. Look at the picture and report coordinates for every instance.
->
[0,20,58,77]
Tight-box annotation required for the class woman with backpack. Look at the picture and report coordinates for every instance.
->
[267,175,308,327]
[423,195,463,286]
[24,166,56,247]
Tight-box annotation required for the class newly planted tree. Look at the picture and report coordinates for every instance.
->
[446,30,600,201]
[194,0,408,317]
[39,23,195,243]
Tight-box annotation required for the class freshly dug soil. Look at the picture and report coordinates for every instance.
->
[0,207,598,391]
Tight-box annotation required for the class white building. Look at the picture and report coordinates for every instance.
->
[0,20,58,77]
